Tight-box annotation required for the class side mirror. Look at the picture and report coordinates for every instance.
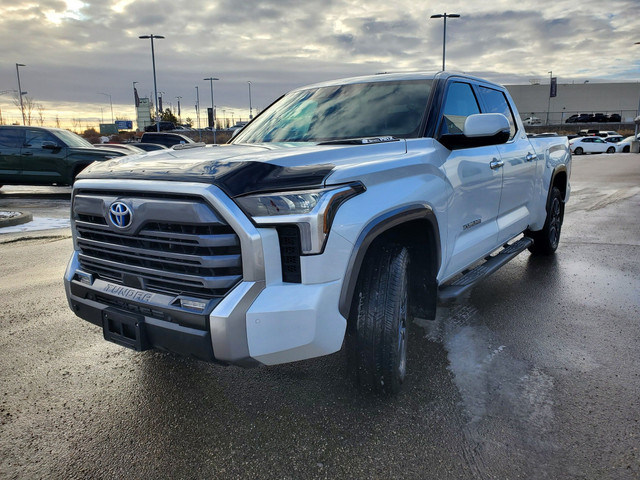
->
[439,113,511,150]
[463,113,510,139]
[42,141,61,151]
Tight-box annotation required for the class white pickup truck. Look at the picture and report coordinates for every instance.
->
[64,72,571,393]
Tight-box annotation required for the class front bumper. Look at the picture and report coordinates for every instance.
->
[64,250,347,367]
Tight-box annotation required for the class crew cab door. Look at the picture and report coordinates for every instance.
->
[476,86,538,243]
[0,127,25,183]
[21,128,68,184]
[436,81,503,278]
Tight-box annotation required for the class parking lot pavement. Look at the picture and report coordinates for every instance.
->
[0,153,639,479]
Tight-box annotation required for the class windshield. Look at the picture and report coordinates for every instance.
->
[54,129,94,148]
[233,79,433,143]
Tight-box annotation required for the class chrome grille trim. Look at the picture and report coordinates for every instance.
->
[72,187,244,299]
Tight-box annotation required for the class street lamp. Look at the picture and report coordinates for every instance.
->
[204,76,219,143]
[546,71,552,126]
[247,81,253,119]
[175,96,182,121]
[16,63,26,125]
[430,13,460,71]
[635,42,640,139]
[195,86,201,140]
[139,34,165,132]
[98,92,113,123]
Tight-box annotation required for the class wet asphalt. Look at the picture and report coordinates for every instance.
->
[0,153,638,479]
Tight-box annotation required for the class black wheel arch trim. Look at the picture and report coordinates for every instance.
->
[550,165,569,203]
[338,203,441,319]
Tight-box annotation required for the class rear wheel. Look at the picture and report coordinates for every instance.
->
[528,186,564,255]
[574,147,584,155]
[347,245,410,394]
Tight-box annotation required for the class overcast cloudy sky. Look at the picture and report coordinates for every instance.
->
[1,0,639,127]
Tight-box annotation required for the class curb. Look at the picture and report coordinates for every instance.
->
[0,211,33,228]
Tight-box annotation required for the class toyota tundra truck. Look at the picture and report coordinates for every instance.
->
[64,72,571,393]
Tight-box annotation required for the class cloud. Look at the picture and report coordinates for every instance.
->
[1,0,639,127]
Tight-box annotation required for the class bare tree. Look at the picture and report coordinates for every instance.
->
[55,115,61,128]
[37,103,45,126]
[13,94,36,125]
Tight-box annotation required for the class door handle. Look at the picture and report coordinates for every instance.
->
[525,152,537,162]
[490,159,504,170]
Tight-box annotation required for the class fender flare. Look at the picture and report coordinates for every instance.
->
[338,203,441,319]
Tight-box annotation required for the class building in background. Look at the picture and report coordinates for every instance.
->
[505,82,640,125]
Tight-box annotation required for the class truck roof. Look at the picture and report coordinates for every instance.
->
[291,71,505,92]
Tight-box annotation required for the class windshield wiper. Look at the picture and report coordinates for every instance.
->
[317,136,400,145]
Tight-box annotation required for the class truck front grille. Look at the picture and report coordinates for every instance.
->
[73,190,242,299]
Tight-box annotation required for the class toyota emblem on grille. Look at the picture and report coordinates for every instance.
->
[109,201,133,228]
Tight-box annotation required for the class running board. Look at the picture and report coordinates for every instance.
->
[438,237,534,301]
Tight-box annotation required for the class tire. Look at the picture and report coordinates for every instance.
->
[347,245,410,394]
[623,146,630,153]
[527,186,564,255]
[574,147,583,155]
[607,146,615,154]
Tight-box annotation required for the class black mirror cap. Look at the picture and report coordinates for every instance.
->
[438,130,510,150]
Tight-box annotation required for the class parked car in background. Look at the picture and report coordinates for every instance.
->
[93,143,145,155]
[0,125,126,187]
[599,131,619,138]
[522,116,542,125]
[133,143,169,152]
[140,132,196,147]
[575,114,595,123]
[592,113,608,123]
[569,136,616,154]
[607,113,621,122]
[565,114,580,123]
[604,135,624,144]
[615,135,639,153]
[144,121,176,132]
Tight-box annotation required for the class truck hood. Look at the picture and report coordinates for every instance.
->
[77,140,407,197]
[68,146,126,158]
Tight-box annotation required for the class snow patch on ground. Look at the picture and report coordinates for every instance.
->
[0,217,70,234]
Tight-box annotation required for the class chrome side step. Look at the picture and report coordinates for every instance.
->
[438,237,534,301]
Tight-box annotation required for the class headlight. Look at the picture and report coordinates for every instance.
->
[235,183,364,254]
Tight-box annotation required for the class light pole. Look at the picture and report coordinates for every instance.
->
[175,96,182,122]
[16,63,26,125]
[430,13,460,71]
[139,34,165,132]
[635,42,640,139]
[247,81,253,119]
[546,71,552,126]
[204,77,219,143]
[98,92,113,123]
[195,86,201,140]
[132,81,139,130]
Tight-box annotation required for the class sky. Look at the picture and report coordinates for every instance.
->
[1,0,639,129]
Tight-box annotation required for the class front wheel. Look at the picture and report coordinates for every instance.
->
[527,186,564,255]
[606,146,615,153]
[574,147,584,155]
[347,245,410,394]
